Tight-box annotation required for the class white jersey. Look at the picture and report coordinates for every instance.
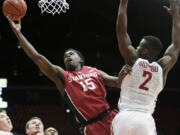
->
[118,58,163,114]
[0,131,13,135]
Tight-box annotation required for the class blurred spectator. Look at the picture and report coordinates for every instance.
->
[44,127,58,135]
[25,117,44,135]
[0,110,13,135]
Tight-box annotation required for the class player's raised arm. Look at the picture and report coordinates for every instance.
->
[100,65,131,87]
[7,17,65,94]
[116,0,137,66]
[158,0,180,86]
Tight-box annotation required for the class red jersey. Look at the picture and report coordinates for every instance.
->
[64,66,110,121]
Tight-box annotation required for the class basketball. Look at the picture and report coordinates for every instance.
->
[2,0,27,21]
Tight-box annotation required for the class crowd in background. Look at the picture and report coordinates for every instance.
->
[0,110,58,135]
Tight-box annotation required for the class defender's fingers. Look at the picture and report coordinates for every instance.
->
[124,65,132,71]
[163,6,169,11]
[6,16,14,26]
[18,19,21,24]
[124,64,131,69]
[6,15,12,22]
[124,67,132,74]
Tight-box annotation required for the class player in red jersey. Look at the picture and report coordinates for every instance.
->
[6,17,131,135]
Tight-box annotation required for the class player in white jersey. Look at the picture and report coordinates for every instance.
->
[119,58,163,114]
[112,0,180,135]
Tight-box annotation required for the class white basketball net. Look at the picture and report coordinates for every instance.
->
[38,0,69,15]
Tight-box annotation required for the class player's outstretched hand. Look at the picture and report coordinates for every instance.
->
[163,0,179,16]
[118,64,132,86]
[119,64,132,76]
[6,16,21,33]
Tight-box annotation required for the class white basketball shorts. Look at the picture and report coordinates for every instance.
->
[111,110,157,135]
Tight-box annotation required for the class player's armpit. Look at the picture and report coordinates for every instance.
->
[158,44,179,72]
[117,33,137,65]
[158,46,179,86]
[32,54,65,82]
[158,55,177,73]
[55,78,65,96]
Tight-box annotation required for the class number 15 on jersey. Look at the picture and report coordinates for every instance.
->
[80,78,96,92]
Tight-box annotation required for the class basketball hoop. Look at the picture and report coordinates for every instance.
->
[38,0,69,15]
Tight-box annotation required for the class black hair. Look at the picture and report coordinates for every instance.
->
[64,48,85,67]
[143,35,163,55]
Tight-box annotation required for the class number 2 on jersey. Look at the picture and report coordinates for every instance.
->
[80,78,96,92]
[139,70,152,91]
